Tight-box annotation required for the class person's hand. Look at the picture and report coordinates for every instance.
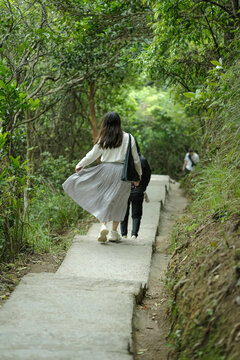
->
[134,181,140,187]
[76,167,82,173]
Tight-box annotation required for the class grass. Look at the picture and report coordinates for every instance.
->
[24,184,95,254]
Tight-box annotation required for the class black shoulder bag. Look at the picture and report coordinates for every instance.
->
[121,134,140,182]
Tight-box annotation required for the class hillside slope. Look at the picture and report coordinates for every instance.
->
[166,61,240,360]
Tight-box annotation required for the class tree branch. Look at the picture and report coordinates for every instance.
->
[27,70,62,98]
[162,69,192,91]
[25,43,41,90]
[17,98,61,126]
[44,49,125,97]
[44,75,86,96]
[195,0,234,17]
[202,10,221,58]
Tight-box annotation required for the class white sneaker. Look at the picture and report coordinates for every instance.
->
[97,224,109,243]
[108,230,121,242]
[131,235,137,240]
[122,235,127,238]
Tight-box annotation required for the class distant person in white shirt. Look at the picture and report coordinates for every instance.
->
[182,149,199,174]
[62,111,142,243]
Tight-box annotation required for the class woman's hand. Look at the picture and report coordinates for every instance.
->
[75,167,82,173]
[134,181,140,187]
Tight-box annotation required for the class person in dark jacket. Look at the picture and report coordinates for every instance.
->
[120,142,151,239]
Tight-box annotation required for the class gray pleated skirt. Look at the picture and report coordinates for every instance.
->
[62,162,131,222]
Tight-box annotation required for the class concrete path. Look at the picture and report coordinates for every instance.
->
[0,175,169,360]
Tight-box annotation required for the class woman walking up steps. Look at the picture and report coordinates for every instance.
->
[62,111,142,243]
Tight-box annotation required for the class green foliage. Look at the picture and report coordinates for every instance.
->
[28,185,80,247]
[144,0,239,88]
[190,164,239,220]
[0,1,154,261]
[181,58,240,218]
[0,132,85,259]
[0,62,40,259]
[125,86,198,178]
[0,61,38,132]
[36,152,77,189]
[19,183,88,254]
[0,129,32,259]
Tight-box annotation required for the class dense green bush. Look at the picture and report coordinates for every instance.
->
[0,62,83,261]
[0,130,32,259]
[30,185,81,234]
[37,152,77,189]
[26,185,82,252]
[0,61,35,260]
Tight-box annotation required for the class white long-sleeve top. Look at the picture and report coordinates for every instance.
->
[76,132,142,177]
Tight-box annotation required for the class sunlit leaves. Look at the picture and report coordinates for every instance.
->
[183,92,195,98]
[143,0,238,93]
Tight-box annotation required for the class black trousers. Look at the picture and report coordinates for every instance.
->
[120,192,144,237]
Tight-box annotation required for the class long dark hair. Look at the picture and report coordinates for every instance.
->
[97,111,123,149]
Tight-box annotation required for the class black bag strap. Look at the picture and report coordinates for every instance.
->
[188,153,196,166]
[125,133,131,157]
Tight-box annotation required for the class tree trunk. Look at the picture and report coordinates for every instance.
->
[24,110,32,220]
[88,81,98,143]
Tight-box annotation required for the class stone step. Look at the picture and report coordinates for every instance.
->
[56,236,153,287]
[0,273,138,360]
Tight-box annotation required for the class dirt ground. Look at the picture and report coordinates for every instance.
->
[134,182,187,360]
[0,251,66,307]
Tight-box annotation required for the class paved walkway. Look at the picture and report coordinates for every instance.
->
[0,175,169,360]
